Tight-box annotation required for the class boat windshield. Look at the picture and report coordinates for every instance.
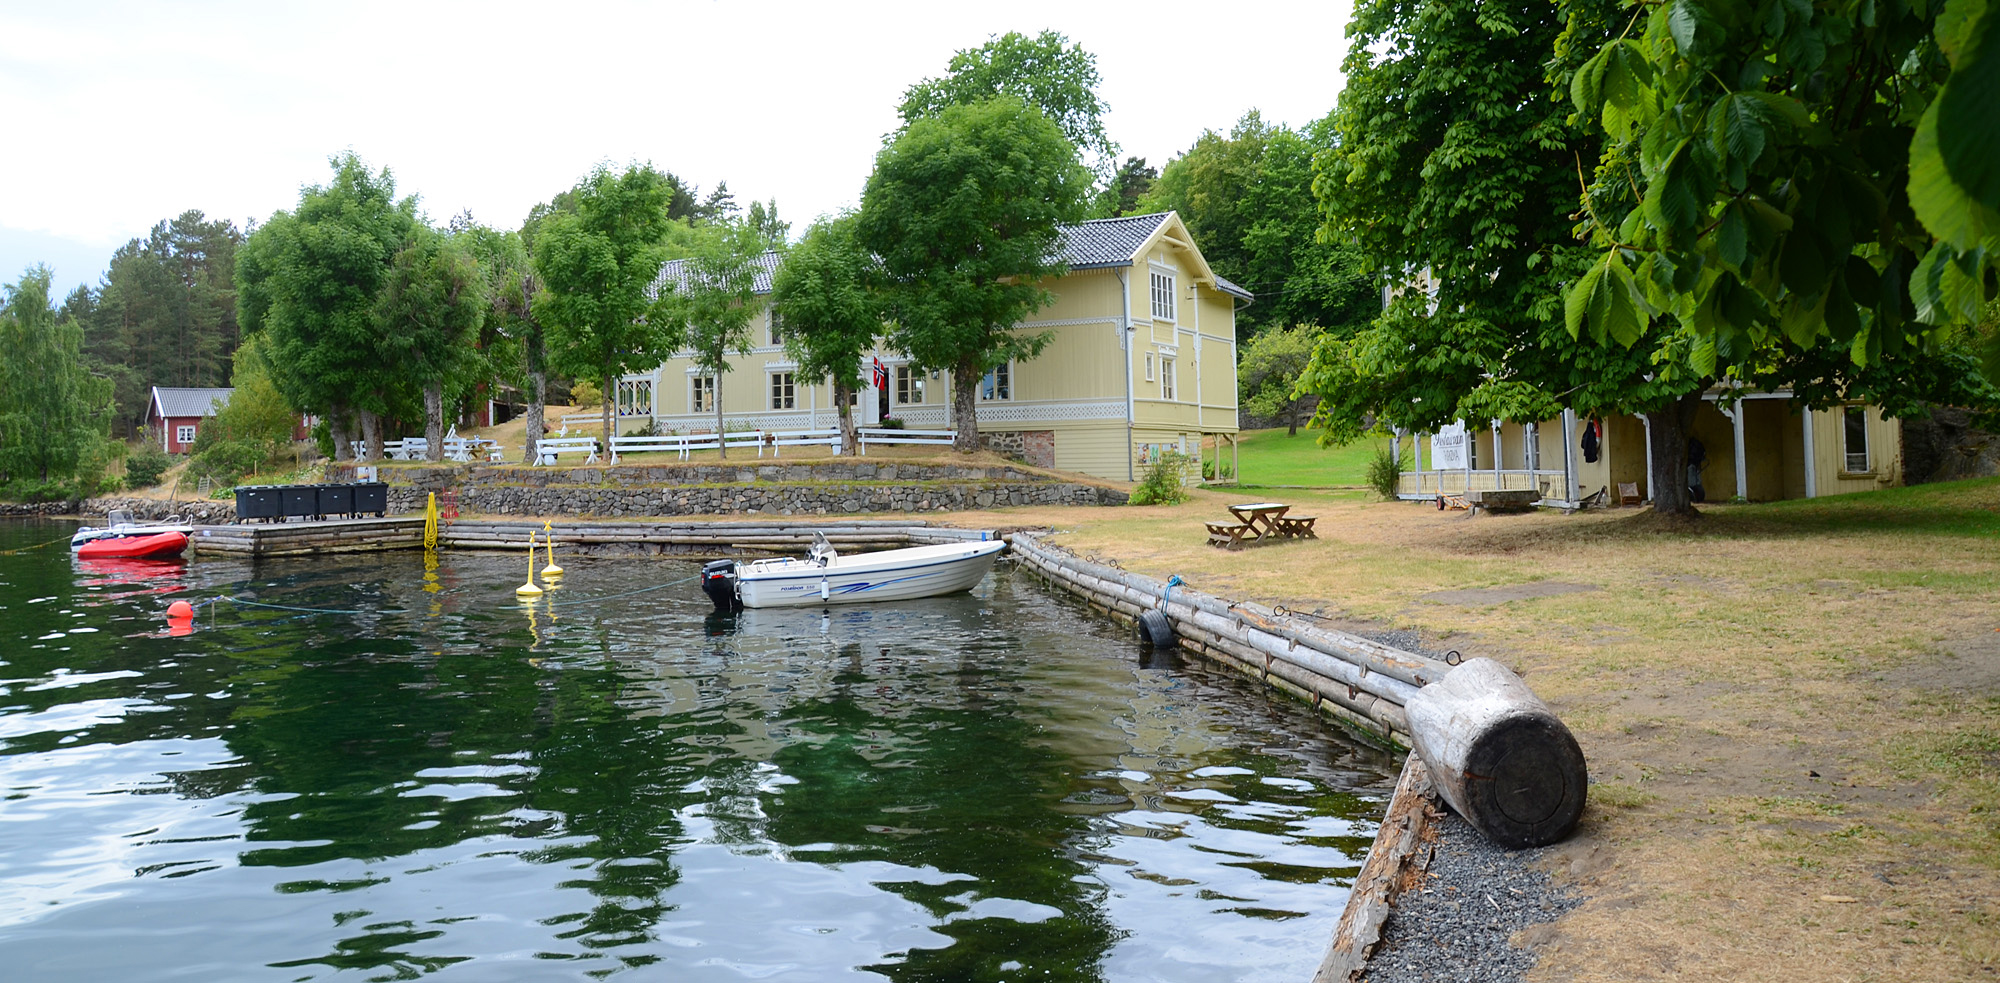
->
[107,509,136,526]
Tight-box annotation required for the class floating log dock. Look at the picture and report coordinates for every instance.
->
[192,517,426,555]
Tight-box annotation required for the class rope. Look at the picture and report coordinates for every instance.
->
[0,533,78,555]
[1162,574,1183,611]
[182,573,706,618]
[543,574,700,608]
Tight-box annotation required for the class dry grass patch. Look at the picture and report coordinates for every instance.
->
[943,477,2000,981]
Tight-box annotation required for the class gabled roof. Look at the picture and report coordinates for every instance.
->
[652,250,784,297]
[650,214,1256,304]
[150,387,233,419]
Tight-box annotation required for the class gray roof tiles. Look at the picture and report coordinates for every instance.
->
[151,387,233,419]
[651,214,1255,303]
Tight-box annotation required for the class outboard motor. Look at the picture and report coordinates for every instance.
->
[701,559,742,613]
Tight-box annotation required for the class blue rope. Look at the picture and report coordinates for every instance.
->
[1162,574,1183,611]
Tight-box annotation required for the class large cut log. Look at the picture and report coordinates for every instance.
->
[1405,657,1586,848]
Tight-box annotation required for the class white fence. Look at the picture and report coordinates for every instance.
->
[599,427,959,462]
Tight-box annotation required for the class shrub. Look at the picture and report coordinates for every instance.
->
[1366,445,1403,500]
[570,379,603,408]
[627,420,660,438]
[1,479,80,503]
[1129,451,1193,506]
[126,445,171,488]
[188,439,264,488]
[877,417,906,430]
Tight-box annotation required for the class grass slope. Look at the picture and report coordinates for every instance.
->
[1227,428,1391,488]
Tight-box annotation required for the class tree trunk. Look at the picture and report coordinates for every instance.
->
[952,361,980,454]
[600,371,615,461]
[1645,391,1706,516]
[423,382,444,462]
[1286,404,1301,437]
[523,363,545,466]
[834,381,857,456]
[330,406,353,462]
[715,360,727,460]
[358,409,383,462]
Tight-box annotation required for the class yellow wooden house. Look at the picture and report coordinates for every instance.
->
[608,212,1249,481]
[1392,394,1903,505]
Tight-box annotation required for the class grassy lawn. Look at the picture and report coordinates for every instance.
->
[1224,427,1391,488]
[942,476,2000,982]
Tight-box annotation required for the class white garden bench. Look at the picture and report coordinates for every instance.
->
[857,428,957,455]
[534,436,599,465]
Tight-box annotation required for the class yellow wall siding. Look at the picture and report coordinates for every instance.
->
[1053,424,1137,478]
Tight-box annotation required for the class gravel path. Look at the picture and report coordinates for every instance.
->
[1360,811,1582,983]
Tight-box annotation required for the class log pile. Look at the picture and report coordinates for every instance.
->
[1007,532,1450,745]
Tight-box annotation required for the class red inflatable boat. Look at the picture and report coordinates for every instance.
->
[74,531,189,560]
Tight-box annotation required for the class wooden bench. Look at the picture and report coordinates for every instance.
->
[1617,481,1642,506]
[1206,521,1254,550]
[1274,514,1318,538]
[534,436,599,465]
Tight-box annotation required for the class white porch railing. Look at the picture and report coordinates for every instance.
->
[1396,468,1570,500]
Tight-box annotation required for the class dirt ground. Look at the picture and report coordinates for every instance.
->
[935,482,2000,982]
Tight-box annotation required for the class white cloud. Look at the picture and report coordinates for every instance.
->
[0,0,1351,293]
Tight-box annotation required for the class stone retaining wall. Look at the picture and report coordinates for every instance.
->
[326,460,1071,489]
[387,480,1119,517]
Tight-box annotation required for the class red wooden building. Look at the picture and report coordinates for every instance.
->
[144,387,233,454]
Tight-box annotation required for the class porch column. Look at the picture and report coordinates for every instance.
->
[1561,410,1579,503]
[1731,403,1748,501]
[1801,408,1818,498]
[1491,419,1503,482]
[1641,416,1654,502]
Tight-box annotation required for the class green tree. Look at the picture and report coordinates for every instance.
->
[1141,112,1376,337]
[898,30,1118,183]
[858,96,1091,452]
[375,227,488,461]
[0,266,116,490]
[1094,156,1157,217]
[189,332,298,477]
[237,153,420,460]
[78,211,242,434]
[658,220,770,458]
[1563,0,2000,512]
[461,223,549,464]
[1301,0,1699,507]
[533,163,683,450]
[772,214,881,455]
[1238,324,1323,436]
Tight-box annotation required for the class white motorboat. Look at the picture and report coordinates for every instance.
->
[69,509,195,551]
[702,533,1006,610]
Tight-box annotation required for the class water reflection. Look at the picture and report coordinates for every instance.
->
[0,520,1395,981]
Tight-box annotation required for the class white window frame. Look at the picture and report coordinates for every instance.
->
[895,364,924,405]
[617,378,654,417]
[175,424,197,445]
[690,375,716,413]
[1144,352,1155,381]
[980,362,1012,401]
[1842,406,1871,473]
[1150,270,1176,322]
[1161,357,1176,401]
[769,371,796,410]
[767,308,783,347]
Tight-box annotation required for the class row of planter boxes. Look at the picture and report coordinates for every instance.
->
[235,482,389,522]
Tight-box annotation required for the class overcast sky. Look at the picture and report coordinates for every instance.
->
[0,0,1354,300]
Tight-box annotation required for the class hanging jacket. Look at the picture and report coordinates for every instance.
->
[1581,420,1600,464]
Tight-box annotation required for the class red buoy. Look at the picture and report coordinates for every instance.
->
[167,600,194,620]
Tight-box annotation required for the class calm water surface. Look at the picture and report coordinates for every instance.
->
[0,519,1397,982]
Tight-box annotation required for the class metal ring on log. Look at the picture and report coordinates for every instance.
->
[1405,657,1586,848]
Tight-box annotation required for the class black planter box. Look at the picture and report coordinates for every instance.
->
[352,482,388,517]
[281,485,321,519]
[318,484,354,518]
[235,485,283,522]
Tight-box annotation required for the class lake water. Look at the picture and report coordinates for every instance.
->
[0,519,1397,982]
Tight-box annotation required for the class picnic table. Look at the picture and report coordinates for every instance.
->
[1205,502,1318,550]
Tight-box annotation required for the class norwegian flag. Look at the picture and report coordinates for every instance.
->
[871,357,888,390]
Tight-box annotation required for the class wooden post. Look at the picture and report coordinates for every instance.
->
[1315,755,1439,983]
[1405,657,1586,848]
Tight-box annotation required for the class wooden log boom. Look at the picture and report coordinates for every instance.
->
[1404,657,1587,848]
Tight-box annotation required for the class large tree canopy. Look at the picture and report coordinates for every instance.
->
[0,266,116,489]
[657,219,771,457]
[533,163,683,448]
[375,226,488,460]
[772,213,881,455]
[1140,111,1375,338]
[859,96,1091,453]
[898,30,1118,184]
[237,152,420,460]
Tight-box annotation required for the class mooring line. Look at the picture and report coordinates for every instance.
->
[1,533,79,555]
[542,574,701,608]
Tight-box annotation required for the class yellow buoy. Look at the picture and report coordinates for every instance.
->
[515,532,544,596]
[540,520,564,579]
